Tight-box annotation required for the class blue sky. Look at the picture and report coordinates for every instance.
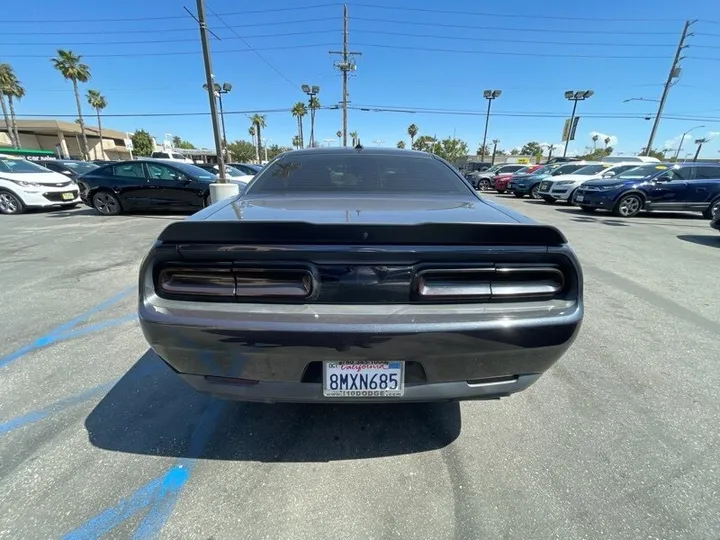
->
[3,0,720,157]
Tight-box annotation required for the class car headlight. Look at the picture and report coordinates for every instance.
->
[8,179,43,188]
[600,184,623,191]
[555,181,573,185]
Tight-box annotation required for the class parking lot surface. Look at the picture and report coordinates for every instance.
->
[1,199,719,540]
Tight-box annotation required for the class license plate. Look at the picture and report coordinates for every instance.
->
[540,182,549,190]
[323,361,405,397]
[61,192,75,200]
[575,194,584,202]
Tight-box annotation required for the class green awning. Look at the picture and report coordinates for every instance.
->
[0,147,55,156]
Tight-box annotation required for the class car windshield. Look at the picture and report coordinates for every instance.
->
[614,164,669,179]
[0,157,52,174]
[571,164,607,175]
[246,153,469,195]
[514,166,530,174]
[60,162,99,173]
[165,161,218,180]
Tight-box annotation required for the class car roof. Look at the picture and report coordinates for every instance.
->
[275,147,435,159]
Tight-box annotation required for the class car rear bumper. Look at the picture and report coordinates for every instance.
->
[139,296,583,402]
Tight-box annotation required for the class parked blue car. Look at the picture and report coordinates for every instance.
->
[574,162,720,218]
[508,162,589,199]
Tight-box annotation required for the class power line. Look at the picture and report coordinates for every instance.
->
[348,2,685,23]
[1,2,342,24]
[204,2,303,90]
[2,29,336,47]
[0,17,338,36]
[351,16,681,35]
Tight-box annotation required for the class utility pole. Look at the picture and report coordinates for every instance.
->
[644,20,695,156]
[195,0,227,185]
[330,5,362,147]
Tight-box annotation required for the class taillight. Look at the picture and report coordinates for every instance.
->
[414,264,565,301]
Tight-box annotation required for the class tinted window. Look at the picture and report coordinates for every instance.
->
[61,161,99,174]
[152,152,170,159]
[171,153,186,160]
[164,161,217,180]
[246,154,469,195]
[113,163,146,178]
[656,168,690,181]
[0,158,53,174]
[147,162,185,181]
[693,166,720,180]
[615,164,670,179]
[42,162,64,172]
[605,165,638,176]
[552,164,587,175]
[571,164,607,175]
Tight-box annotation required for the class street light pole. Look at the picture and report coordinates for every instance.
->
[480,89,501,162]
[204,82,232,162]
[562,90,594,158]
[674,124,705,161]
[302,84,320,147]
[693,138,709,162]
[491,139,499,166]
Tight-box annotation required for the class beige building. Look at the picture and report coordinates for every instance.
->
[0,119,132,160]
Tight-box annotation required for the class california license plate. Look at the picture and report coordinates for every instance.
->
[576,194,584,202]
[61,192,75,200]
[323,361,405,397]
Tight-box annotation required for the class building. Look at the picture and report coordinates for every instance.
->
[0,119,132,160]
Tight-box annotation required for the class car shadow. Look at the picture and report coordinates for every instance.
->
[43,207,97,217]
[85,350,462,462]
[677,234,720,248]
[554,207,705,221]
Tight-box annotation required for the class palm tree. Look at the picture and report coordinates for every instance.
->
[592,134,599,150]
[407,124,419,148]
[250,114,266,161]
[291,102,307,148]
[350,131,358,146]
[248,125,258,162]
[604,136,611,148]
[86,89,107,159]
[0,64,18,148]
[397,141,406,149]
[51,49,91,160]
[292,135,301,149]
[309,96,321,147]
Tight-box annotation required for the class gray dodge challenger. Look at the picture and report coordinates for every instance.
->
[138,147,584,403]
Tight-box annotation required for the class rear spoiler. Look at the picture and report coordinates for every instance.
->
[158,221,568,246]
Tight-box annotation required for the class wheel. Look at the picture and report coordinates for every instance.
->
[476,178,492,191]
[0,190,25,215]
[203,194,211,208]
[702,198,720,220]
[580,206,596,213]
[568,189,579,204]
[92,191,122,215]
[530,184,542,199]
[496,189,505,194]
[612,193,643,217]
[513,192,524,198]
[541,196,556,204]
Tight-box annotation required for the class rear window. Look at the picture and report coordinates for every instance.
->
[246,154,469,195]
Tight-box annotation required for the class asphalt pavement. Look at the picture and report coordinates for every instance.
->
[1,198,719,540]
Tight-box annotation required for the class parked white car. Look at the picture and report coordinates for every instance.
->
[149,151,193,163]
[0,156,81,215]
[536,162,642,203]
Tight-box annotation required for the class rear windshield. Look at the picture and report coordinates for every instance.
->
[245,154,469,195]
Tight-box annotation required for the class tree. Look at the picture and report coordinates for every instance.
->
[6,77,24,150]
[592,134,599,150]
[639,148,666,160]
[0,64,17,147]
[131,129,154,157]
[407,124,418,147]
[510,148,520,155]
[170,135,195,149]
[266,144,292,161]
[292,135,301,149]
[51,49,91,160]
[413,134,436,152]
[250,114,266,160]
[227,139,256,162]
[495,148,507,156]
[291,102,307,148]
[248,125,257,161]
[86,89,107,159]
[350,130,359,146]
[476,144,491,157]
[604,136,611,148]
[433,137,469,163]
[309,96,321,147]
[397,140,406,149]
[521,141,542,156]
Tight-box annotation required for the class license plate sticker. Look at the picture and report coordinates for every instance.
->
[576,194,584,202]
[323,361,405,397]
[61,192,75,200]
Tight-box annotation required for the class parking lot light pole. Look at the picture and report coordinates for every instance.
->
[302,84,320,147]
[480,90,501,162]
[693,138,709,162]
[562,90,594,158]
[204,82,232,162]
[491,139,499,165]
[674,125,704,161]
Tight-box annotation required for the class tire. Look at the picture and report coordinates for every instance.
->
[567,189,579,204]
[530,184,542,199]
[0,190,25,215]
[496,189,505,194]
[513,192,524,199]
[580,206,596,213]
[92,191,122,216]
[612,193,643,217]
[702,198,720,220]
[203,194,211,208]
[541,196,556,204]
[476,178,492,191]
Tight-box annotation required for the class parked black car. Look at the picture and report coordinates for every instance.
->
[38,159,99,180]
[77,159,219,215]
[226,162,263,175]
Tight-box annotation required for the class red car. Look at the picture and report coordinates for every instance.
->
[494,164,542,194]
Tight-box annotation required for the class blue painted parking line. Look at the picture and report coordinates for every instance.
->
[63,400,225,540]
[0,286,135,369]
